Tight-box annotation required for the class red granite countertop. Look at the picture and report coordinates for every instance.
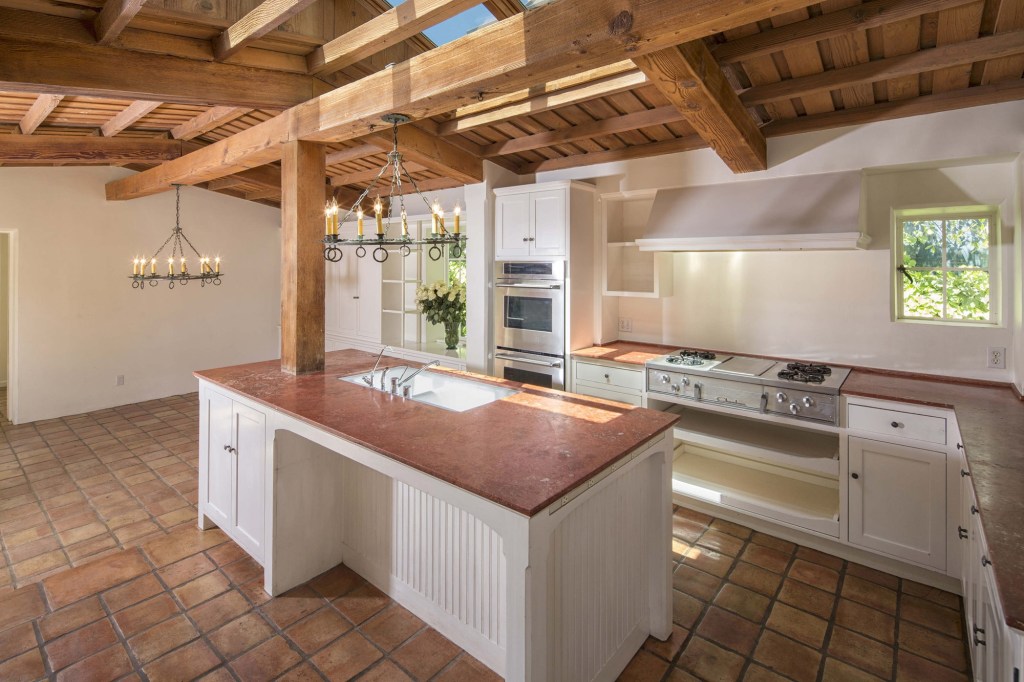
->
[195,350,677,517]
[572,342,679,366]
[844,370,1024,630]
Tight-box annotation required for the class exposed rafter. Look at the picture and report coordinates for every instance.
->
[740,29,1024,106]
[483,0,525,20]
[170,107,253,141]
[0,135,194,163]
[100,100,163,137]
[306,0,482,77]
[711,0,979,64]
[437,70,649,135]
[331,161,429,188]
[105,0,824,200]
[517,136,707,174]
[634,41,766,172]
[214,0,321,61]
[93,0,148,46]
[325,144,382,166]
[18,94,63,135]
[366,123,484,184]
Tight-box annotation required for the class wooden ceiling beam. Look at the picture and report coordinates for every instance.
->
[517,135,707,174]
[0,35,325,109]
[741,29,1024,106]
[0,135,192,163]
[93,0,148,46]
[325,144,381,166]
[105,0,825,200]
[635,41,766,172]
[206,177,246,190]
[437,69,649,135]
[214,0,321,61]
[762,78,1024,136]
[18,94,64,135]
[306,0,481,77]
[366,123,484,184]
[712,0,980,64]
[480,105,684,157]
[245,187,281,200]
[100,100,163,136]
[170,106,253,140]
[330,161,429,187]
[483,0,525,20]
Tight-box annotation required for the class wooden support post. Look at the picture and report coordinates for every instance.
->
[280,140,325,374]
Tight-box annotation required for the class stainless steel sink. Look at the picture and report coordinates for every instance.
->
[341,367,519,412]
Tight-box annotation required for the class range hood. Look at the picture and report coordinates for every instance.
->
[635,170,870,252]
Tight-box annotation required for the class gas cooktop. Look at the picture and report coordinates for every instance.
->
[647,350,850,394]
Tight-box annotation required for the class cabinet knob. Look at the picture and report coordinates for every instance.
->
[971,505,979,515]
[890,421,900,428]
[851,472,860,480]
[958,526,968,539]
[603,373,610,380]
[974,635,987,647]
[223,445,236,454]
[961,469,971,478]
[982,556,992,567]
[522,237,529,242]
[353,296,360,299]
[957,443,964,450]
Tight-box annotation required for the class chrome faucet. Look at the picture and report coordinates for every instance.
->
[362,346,392,387]
[397,360,441,388]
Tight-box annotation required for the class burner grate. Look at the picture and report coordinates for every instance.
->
[778,362,832,384]
[679,349,716,360]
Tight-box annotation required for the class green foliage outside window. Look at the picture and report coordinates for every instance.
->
[899,215,992,322]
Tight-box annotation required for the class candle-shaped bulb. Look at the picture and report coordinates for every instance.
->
[150,258,156,275]
[401,208,408,237]
[215,256,221,274]
[432,201,445,233]
[356,206,364,237]
[324,201,332,236]
[454,204,461,234]
[180,257,187,274]
[168,257,174,275]
[374,196,384,235]
[133,258,139,276]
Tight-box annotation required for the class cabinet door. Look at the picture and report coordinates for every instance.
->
[204,390,234,529]
[356,257,381,342]
[848,437,946,569]
[530,189,567,257]
[232,402,266,561]
[495,193,532,259]
[330,254,359,338]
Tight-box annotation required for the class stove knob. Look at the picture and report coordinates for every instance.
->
[671,383,680,392]
[776,392,787,403]
[789,403,800,415]
[681,377,690,386]
[659,373,671,384]
[802,396,814,407]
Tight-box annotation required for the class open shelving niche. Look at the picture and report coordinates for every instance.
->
[665,404,841,537]
[378,215,459,350]
[601,190,673,298]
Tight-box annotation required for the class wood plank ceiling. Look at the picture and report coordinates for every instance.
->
[1,0,1022,206]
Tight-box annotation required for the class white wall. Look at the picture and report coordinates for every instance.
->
[534,100,1024,382]
[0,234,8,389]
[1015,154,1024,393]
[0,167,281,423]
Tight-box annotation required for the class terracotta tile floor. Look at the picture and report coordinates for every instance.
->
[0,396,972,681]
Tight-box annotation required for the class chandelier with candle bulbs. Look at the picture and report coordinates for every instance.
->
[129,184,223,290]
[323,114,466,264]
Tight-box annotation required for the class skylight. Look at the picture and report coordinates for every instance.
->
[383,1,497,46]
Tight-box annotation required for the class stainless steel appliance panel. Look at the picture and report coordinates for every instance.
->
[494,261,565,357]
[494,350,564,390]
[764,389,837,423]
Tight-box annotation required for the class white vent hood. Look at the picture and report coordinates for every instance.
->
[635,170,870,252]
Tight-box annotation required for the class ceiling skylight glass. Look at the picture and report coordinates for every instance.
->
[383,1,497,46]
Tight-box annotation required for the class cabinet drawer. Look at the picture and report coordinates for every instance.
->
[574,382,642,406]
[847,404,946,445]
[575,361,644,391]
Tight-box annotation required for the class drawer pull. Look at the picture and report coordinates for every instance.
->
[851,472,860,480]
[604,373,610,380]
[982,556,992,567]
[975,635,987,647]
[223,445,236,454]
[961,469,971,478]
[971,505,979,515]
[958,526,968,539]
[974,625,986,635]
[957,443,964,450]
[890,421,900,428]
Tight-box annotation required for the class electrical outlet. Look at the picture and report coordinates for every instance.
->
[618,318,632,333]
[115,375,125,386]
[987,347,1006,369]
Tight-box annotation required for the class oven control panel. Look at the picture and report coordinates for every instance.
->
[762,390,837,424]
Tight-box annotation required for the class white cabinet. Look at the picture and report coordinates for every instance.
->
[571,358,644,406]
[325,245,381,343]
[201,387,267,562]
[494,185,570,260]
[847,436,946,570]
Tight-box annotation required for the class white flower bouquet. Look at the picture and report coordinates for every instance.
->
[415,280,466,349]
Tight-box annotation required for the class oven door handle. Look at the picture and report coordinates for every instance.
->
[495,283,562,290]
[494,354,562,368]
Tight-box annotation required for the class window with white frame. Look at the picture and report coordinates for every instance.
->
[894,207,998,324]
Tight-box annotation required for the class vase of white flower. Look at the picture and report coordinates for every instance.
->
[415,280,466,350]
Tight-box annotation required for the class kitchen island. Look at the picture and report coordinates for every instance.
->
[194,349,677,681]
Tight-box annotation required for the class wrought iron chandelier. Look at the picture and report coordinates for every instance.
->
[129,184,223,290]
[323,114,466,264]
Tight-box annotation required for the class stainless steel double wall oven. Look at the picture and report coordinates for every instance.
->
[492,261,565,389]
